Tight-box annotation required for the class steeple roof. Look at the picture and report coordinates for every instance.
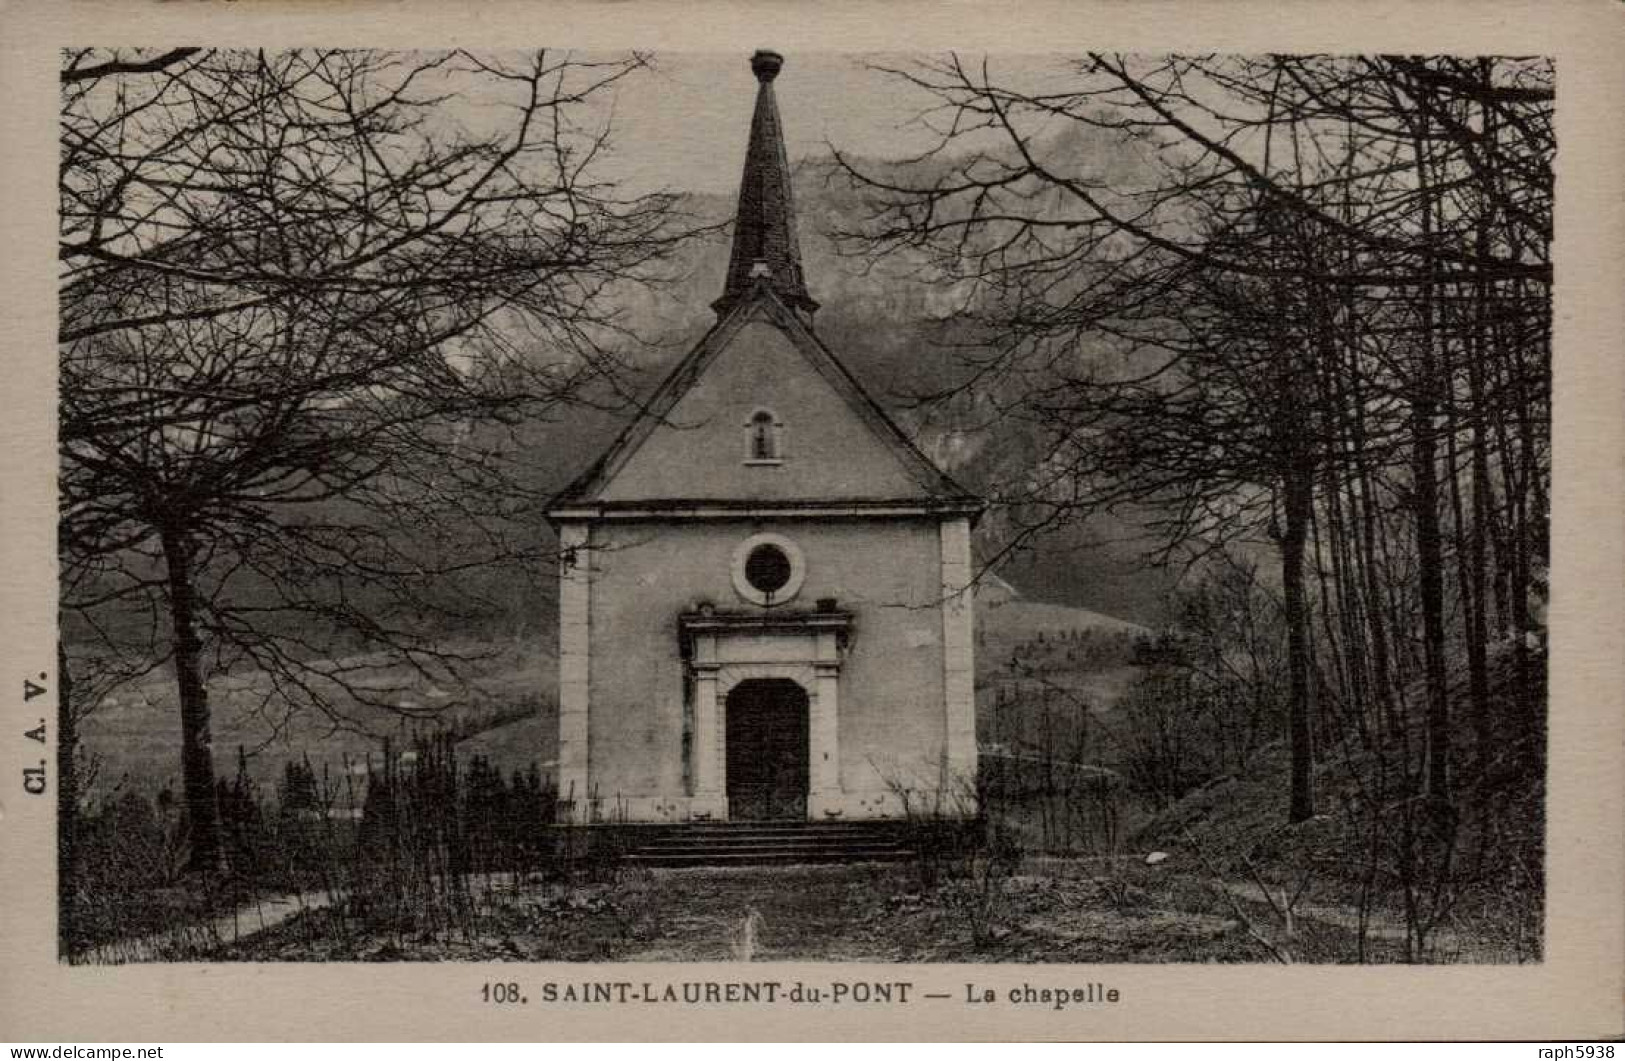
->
[712,50,819,319]
[546,50,982,523]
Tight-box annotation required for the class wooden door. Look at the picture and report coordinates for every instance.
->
[725,679,809,820]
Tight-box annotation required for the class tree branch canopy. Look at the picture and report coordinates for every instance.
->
[60,47,704,750]
[831,52,1552,825]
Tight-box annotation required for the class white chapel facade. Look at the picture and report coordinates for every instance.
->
[547,50,982,823]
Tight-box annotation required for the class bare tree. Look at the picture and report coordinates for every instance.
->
[833,53,1552,827]
[59,48,699,871]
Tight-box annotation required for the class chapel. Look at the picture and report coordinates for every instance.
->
[546,50,983,823]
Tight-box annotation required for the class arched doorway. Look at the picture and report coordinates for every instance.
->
[725,678,809,820]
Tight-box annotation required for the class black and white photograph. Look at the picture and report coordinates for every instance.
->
[5,0,1623,1043]
[52,41,1558,967]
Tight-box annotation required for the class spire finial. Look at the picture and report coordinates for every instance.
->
[750,49,783,83]
[713,50,819,321]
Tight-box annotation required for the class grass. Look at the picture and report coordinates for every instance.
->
[199,858,1446,964]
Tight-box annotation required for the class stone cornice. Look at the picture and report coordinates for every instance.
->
[549,498,984,522]
[678,609,853,637]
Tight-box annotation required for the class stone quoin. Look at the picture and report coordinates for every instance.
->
[546,50,984,824]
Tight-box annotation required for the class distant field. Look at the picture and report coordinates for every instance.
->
[74,594,1142,807]
[979,595,1147,645]
[977,594,1147,705]
[75,640,558,805]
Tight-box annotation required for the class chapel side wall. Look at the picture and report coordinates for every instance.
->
[940,516,978,800]
[585,518,950,815]
[581,522,688,818]
[556,522,591,813]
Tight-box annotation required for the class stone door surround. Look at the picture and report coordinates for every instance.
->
[680,608,850,819]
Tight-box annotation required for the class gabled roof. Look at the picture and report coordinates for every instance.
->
[548,282,982,517]
[549,49,981,522]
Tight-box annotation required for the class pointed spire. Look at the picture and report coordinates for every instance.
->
[713,49,819,320]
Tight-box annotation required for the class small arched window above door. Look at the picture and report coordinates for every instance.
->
[744,408,784,464]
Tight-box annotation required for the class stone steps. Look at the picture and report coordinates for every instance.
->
[624,820,914,868]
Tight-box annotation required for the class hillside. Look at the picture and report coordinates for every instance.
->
[1127,640,1546,961]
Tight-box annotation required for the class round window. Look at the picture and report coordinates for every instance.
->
[744,543,792,594]
[730,533,806,606]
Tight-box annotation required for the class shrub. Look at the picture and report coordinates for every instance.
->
[64,730,569,960]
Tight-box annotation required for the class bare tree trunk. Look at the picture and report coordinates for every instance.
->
[1313,285,1370,749]
[1412,119,1452,808]
[1282,463,1317,822]
[1465,279,1495,780]
[159,524,221,874]
[1510,306,1544,725]
[1442,318,1492,782]
[1460,61,1498,780]
[1413,331,1451,805]
[1489,298,1540,728]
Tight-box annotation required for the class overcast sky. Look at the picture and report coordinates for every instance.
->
[558,51,1075,197]
[588,52,931,196]
[428,50,1099,202]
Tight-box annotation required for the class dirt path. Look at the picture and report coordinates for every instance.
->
[94,861,1507,964]
[209,863,1275,963]
[82,889,335,964]
[1208,880,1480,959]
